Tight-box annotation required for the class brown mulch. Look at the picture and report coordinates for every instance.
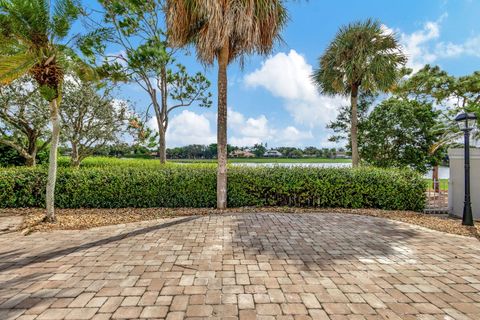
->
[0,207,478,239]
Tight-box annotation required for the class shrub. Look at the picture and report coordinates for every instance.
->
[0,165,426,211]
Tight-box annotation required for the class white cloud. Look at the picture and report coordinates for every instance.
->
[148,110,216,147]
[148,108,311,147]
[384,13,480,72]
[436,35,480,58]
[464,36,480,57]
[396,18,443,71]
[380,24,395,36]
[277,126,313,146]
[229,109,273,146]
[245,50,318,101]
[228,108,312,147]
[244,50,347,127]
[284,97,346,127]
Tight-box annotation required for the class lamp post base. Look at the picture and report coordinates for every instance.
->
[462,203,474,226]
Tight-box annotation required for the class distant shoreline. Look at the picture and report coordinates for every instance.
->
[169,157,352,164]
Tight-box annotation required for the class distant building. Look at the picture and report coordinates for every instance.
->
[263,149,283,157]
[230,150,255,158]
[335,151,351,159]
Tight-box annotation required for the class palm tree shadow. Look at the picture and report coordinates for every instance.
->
[228,213,419,271]
[0,249,22,262]
[0,216,200,274]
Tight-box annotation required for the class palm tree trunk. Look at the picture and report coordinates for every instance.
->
[45,98,60,222]
[350,85,360,167]
[217,41,229,209]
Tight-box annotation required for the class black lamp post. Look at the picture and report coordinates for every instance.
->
[454,112,477,226]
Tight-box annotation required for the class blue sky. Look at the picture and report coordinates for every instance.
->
[82,0,480,148]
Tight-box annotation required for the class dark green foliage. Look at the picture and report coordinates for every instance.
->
[396,65,480,141]
[0,166,425,211]
[0,143,23,166]
[251,143,266,157]
[0,142,49,166]
[228,167,425,211]
[361,98,443,173]
[0,167,47,207]
[276,147,304,158]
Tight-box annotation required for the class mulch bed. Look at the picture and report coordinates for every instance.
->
[0,207,478,239]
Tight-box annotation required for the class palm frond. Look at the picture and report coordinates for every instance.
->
[0,34,26,55]
[0,0,50,47]
[429,131,461,154]
[0,0,82,97]
[76,27,113,64]
[0,52,37,84]
[166,0,288,65]
[312,19,406,95]
[51,0,80,40]
[57,44,99,82]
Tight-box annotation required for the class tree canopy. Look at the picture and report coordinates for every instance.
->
[361,97,443,173]
[396,65,480,148]
[0,0,94,221]
[0,77,50,166]
[81,0,212,163]
[312,19,406,96]
[312,19,406,167]
[60,78,129,167]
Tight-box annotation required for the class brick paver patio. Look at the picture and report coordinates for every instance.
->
[1,213,479,320]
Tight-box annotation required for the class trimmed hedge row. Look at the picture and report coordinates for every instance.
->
[0,166,426,211]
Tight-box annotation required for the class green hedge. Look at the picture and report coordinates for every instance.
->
[0,166,426,211]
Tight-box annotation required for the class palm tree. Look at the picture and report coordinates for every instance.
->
[0,0,89,221]
[165,0,288,209]
[312,19,406,167]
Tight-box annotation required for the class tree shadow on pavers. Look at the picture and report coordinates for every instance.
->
[228,212,420,271]
[0,216,200,274]
[0,272,51,304]
[0,249,23,263]
[0,271,50,292]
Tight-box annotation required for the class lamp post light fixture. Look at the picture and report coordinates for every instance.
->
[455,112,477,226]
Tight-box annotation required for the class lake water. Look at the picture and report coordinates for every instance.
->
[231,162,449,179]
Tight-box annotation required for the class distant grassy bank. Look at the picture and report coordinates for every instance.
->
[171,157,352,164]
[51,156,351,168]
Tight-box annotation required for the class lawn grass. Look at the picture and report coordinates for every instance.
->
[54,156,351,167]
[425,178,448,191]
[57,156,173,168]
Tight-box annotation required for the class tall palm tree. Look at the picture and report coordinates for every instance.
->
[0,0,89,221]
[312,19,406,167]
[165,0,288,209]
